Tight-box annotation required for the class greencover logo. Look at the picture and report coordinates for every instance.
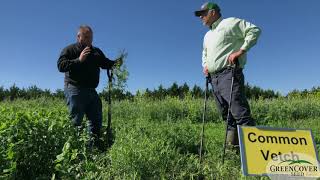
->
[279,159,312,165]
[266,152,320,178]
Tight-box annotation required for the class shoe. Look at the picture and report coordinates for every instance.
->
[226,129,239,146]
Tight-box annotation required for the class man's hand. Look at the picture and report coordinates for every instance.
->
[228,49,246,64]
[203,66,208,77]
[79,46,91,62]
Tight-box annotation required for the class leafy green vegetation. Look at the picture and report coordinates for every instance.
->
[0,95,319,179]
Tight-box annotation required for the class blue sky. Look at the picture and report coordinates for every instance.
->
[1,0,319,95]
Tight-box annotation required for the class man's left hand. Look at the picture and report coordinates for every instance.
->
[228,49,246,64]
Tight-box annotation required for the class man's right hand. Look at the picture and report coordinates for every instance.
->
[203,66,208,77]
[79,46,91,62]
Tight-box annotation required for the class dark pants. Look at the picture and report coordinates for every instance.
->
[64,83,102,137]
[210,68,255,130]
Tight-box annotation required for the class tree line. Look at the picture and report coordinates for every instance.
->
[0,82,285,101]
[135,82,281,100]
[4,83,319,101]
[287,86,320,98]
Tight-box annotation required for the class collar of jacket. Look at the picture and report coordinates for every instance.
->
[76,42,85,50]
[76,42,95,51]
[210,17,222,30]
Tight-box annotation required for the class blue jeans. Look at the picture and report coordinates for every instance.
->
[64,83,102,136]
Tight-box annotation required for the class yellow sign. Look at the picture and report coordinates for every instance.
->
[238,126,320,177]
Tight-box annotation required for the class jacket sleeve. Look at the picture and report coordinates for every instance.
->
[202,36,207,68]
[57,47,81,72]
[96,48,115,69]
[239,19,261,51]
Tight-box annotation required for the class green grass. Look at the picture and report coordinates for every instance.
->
[0,96,319,179]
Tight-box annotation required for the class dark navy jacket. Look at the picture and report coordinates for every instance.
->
[58,43,114,88]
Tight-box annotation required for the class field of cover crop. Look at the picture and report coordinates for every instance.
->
[0,96,319,179]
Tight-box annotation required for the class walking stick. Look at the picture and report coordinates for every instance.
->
[106,69,113,147]
[105,50,127,148]
[199,75,210,178]
[222,61,238,164]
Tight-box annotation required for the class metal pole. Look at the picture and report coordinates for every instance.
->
[222,62,237,164]
[106,69,113,147]
[199,76,210,177]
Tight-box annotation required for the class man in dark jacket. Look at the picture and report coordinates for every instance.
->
[57,25,121,148]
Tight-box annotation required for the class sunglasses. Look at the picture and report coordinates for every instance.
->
[195,10,212,17]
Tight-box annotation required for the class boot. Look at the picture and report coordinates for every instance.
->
[226,129,239,146]
[226,129,240,154]
[88,132,106,152]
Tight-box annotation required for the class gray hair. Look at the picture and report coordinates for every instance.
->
[78,25,93,33]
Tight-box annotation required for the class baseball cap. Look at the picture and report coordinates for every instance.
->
[194,2,220,17]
